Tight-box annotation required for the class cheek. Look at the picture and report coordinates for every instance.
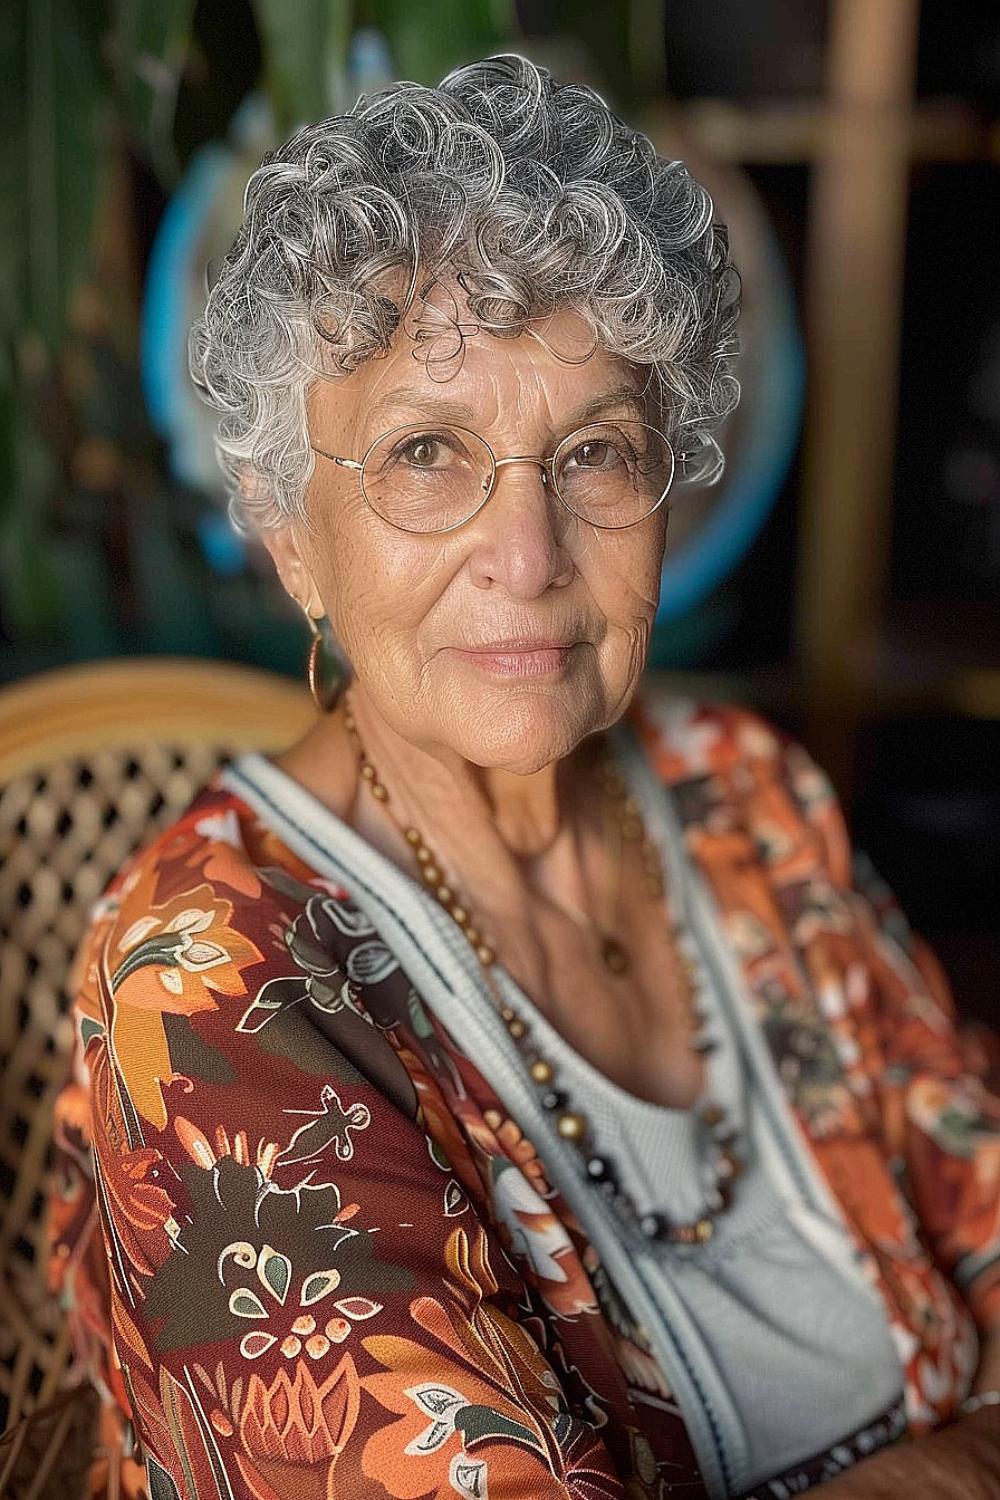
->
[576,519,666,625]
[600,532,664,710]
[305,506,450,654]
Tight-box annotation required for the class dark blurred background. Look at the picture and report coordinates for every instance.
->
[1,0,998,1019]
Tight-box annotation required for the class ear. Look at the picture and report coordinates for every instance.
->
[259,524,324,619]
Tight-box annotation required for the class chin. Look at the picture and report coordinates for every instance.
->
[447,688,610,775]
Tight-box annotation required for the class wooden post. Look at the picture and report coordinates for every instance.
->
[795,0,920,802]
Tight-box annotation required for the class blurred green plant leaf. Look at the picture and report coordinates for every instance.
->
[0,13,26,360]
[366,0,511,84]
[0,367,61,636]
[109,0,199,183]
[21,0,107,355]
[0,343,15,542]
[251,0,353,133]
[0,0,104,633]
[0,9,25,583]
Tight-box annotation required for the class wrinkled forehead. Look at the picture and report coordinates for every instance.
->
[307,271,651,441]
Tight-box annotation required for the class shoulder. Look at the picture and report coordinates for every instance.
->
[75,768,421,1138]
[631,688,783,778]
[630,685,850,883]
[631,685,830,798]
[76,777,307,967]
[70,774,327,1054]
[105,773,321,909]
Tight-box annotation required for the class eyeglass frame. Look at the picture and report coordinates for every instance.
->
[308,420,678,535]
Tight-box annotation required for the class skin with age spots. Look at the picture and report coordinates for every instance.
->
[267,307,666,791]
[262,301,704,1109]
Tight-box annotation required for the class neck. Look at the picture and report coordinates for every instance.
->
[345,686,567,862]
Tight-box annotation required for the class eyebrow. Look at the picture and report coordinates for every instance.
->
[362,382,647,435]
[365,389,478,426]
[569,386,648,425]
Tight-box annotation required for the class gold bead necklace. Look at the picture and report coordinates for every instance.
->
[343,693,743,1244]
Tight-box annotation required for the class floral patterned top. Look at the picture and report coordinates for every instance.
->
[49,695,1000,1500]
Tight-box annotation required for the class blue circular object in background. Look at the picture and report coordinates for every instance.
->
[142,110,803,621]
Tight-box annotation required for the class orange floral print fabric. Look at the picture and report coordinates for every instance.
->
[48,698,1000,1499]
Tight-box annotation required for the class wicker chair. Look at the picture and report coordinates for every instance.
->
[0,658,314,1498]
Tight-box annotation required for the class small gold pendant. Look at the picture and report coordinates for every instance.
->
[600,934,630,976]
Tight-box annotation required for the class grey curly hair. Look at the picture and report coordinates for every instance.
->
[190,53,740,533]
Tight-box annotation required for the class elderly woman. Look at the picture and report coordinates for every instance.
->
[51,55,1000,1500]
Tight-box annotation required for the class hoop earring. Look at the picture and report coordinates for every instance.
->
[305,614,346,712]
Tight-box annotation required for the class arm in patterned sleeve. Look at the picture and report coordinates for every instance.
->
[67,802,625,1500]
[774,729,1000,1336]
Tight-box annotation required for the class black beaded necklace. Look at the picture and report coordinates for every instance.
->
[343,695,744,1244]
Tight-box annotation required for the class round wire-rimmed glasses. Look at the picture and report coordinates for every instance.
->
[309,420,675,534]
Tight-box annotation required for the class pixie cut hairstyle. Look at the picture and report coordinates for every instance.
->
[191,53,740,533]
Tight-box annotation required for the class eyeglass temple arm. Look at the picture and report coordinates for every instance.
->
[310,446,362,472]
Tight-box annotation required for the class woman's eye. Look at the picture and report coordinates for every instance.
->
[570,440,623,469]
[394,432,468,470]
[404,438,443,467]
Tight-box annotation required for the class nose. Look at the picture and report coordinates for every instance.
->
[466,458,575,597]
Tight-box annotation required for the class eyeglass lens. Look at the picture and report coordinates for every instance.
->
[359,422,673,533]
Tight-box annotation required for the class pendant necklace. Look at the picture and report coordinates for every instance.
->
[343,694,743,1244]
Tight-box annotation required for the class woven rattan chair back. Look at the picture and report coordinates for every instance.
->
[0,658,314,1493]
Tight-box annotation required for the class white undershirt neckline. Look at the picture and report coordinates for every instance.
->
[221,731,905,1498]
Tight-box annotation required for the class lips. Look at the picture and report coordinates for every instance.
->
[451,641,576,677]
[464,638,575,652]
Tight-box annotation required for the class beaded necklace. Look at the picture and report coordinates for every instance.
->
[343,695,743,1244]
